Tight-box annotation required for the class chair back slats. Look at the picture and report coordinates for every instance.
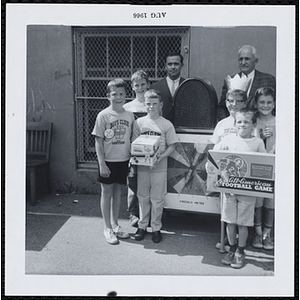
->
[26,122,53,162]
[42,132,47,152]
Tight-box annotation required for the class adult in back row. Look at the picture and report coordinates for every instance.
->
[217,45,276,121]
[151,52,185,124]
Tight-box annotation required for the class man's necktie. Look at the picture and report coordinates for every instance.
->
[171,80,176,97]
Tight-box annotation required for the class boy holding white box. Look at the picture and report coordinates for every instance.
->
[213,108,266,268]
[132,89,178,243]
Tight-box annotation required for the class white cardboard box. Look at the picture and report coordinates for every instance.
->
[131,135,160,166]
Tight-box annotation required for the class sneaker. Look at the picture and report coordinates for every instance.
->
[104,228,118,245]
[252,234,263,249]
[263,234,274,250]
[129,215,139,228]
[134,228,147,241]
[221,251,235,265]
[230,249,246,269]
[113,226,130,239]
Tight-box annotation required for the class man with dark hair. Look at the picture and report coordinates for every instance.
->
[217,45,276,121]
[151,52,185,123]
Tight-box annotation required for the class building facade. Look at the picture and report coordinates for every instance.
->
[26,25,276,194]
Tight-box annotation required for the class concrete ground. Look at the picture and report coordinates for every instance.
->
[26,192,274,278]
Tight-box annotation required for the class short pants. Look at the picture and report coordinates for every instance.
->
[98,160,129,185]
[255,197,274,209]
[221,193,256,227]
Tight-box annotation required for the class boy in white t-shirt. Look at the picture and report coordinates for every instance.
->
[124,70,149,116]
[210,89,247,145]
[213,108,266,268]
[123,70,149,227]
[92,79,134,245]
[132,89,178,243]
[208,89,248,250]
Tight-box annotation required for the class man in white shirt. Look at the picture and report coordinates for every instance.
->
[217,45,276,121]
[151,52,185,124]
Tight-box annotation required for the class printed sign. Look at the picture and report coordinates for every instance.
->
[207,150,275,198]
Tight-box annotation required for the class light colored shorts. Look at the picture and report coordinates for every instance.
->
[221,193,256,227]
[255,197,274,209]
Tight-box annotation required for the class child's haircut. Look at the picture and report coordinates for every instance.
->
[107,78,126,94]
[254,87,275,102]
[131,70,149,83]
[226,89,247,102]
[235,108,257,124]
[144,89,162,102]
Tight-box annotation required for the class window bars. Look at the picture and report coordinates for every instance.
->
[74,27,188,164]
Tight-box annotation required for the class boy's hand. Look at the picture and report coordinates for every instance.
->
[155,155,163,165]
[261,127,273,139]
[99,163,111,178]
[150,155,161,170]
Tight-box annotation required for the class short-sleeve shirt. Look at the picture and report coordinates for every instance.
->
[123,98,147,113]
[210,115,237,145]
[213,134,267,153]
[92,107,134,162]
[133,115,178,173]
[123,98,147,119]
[254,117,276,153]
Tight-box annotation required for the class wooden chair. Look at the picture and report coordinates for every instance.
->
[26,122,53,205]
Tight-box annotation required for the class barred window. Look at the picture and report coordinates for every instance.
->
[74,27,189,166]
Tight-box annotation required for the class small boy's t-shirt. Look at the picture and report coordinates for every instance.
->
[210,115,237,144]
[213,134,267,153]
[92,107,134,162]
[133,115,178,173]
[254,117,276,153]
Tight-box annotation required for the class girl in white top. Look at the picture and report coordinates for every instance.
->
[254,87,276,153]
[252,87,276,250]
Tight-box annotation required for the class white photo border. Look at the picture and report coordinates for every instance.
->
[5,4,296,297]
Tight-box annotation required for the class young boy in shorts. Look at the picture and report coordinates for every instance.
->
[123,70,149,227]
[213,108,266,268]
[208,89,247,250]
[132,89,178,243]
[92,78,135,245]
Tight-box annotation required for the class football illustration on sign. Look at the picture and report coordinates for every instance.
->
[219,154,247,182]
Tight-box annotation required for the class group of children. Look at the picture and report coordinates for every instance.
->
[92,70,177,245]
[210,86,275,269]
[92,69,275,269]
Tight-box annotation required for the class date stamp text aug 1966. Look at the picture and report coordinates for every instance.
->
[133,12,167,19]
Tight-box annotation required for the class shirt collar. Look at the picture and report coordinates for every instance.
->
[242,69,255,79]
[167,76,180,84]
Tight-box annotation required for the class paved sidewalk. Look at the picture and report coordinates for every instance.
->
[26,193,274,277]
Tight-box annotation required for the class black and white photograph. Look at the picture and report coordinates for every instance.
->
[5,3,295,297]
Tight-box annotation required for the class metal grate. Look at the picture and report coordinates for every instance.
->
[74,27,188,164]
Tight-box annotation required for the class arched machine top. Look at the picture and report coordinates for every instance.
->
[173,77,218,133]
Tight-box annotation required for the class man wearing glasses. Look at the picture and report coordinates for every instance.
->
[217,45,276,121]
